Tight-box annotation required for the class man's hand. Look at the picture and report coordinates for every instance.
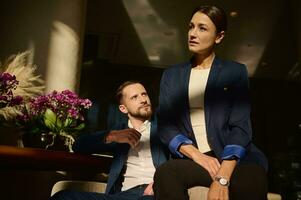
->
[105,129,141,148]
[207,180,229,200]
[143,182,154,196]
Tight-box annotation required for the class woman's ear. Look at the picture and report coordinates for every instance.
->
[215,31,225,44]
[119,104,128,114]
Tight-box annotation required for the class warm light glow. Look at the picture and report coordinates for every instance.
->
[232,44,263,76]
[46,21,80,92]
[27,40,35,66]
[230,11,238,17]
[122,0,185,66]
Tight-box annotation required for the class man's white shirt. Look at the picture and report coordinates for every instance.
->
[121,120,156,191]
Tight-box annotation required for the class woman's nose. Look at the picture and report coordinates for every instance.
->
[189,28,197,37]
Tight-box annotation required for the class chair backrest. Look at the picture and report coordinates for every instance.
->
[51,180,107,196]
[107,104,127,130]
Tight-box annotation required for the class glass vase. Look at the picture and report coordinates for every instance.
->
[45,132,74,152]
[21,132,53,149]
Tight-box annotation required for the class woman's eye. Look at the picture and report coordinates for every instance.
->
[199,27,206,31]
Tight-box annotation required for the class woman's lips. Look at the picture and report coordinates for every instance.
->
[189,41,198,45]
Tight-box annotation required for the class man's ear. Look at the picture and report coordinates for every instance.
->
[119,104,128,114]
[215,31,225,44]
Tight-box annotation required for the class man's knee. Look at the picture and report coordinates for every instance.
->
[137,195,155,200]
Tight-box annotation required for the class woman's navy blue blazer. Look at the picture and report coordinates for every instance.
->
[72,116,169,194]
[157,57,268,171]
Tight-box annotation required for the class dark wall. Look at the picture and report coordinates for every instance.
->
[250,78,301,198]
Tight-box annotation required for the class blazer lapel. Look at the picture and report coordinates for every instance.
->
[205,57,222,127]
[150,117,160,168]
[182,62,194,136]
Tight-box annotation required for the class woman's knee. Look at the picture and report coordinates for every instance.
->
[154,161,172,182]
[230,164,268,199]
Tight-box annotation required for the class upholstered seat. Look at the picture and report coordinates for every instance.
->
[51,180,282,200]
[188,186,282,200]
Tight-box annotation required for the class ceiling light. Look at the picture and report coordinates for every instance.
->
[230,11,238,18]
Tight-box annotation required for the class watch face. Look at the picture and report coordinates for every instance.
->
[219,178,228,186]
[215,176,229,186]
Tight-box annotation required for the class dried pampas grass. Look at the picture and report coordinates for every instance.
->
[0,51,45,120]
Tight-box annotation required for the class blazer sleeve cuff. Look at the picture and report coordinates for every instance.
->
[168,134,193,158]
[222,145,246,162]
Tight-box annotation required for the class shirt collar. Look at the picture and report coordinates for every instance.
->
[128,119,151,132]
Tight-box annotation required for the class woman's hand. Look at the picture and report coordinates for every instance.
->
[207,160,237,200]
[207,181,229,200]
[191,151,220,178]
[179,144,220,178]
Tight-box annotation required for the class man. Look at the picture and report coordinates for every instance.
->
[50,81,169,200]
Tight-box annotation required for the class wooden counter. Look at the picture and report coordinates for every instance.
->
[0,145,112,172]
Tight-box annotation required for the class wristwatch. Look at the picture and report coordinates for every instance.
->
[214,175,230,186]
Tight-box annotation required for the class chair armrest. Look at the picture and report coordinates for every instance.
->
[51,180,107,196]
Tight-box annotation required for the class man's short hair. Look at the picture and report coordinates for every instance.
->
[115,81,141,104]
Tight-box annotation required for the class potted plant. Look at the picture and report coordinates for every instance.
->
[16,90,92,151]
[0,52,44,146]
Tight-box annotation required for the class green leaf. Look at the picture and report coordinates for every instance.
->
[44,118,55,131]
[63,118,73,128]
[44,109,57,131]
[56,117,63,129]
[30,127,40,134]
[73,123,85,131]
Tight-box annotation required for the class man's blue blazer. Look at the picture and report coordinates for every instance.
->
[73,116,169,194]
[157,57,268,171]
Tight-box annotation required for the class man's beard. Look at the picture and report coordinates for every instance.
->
[129,105,152,120]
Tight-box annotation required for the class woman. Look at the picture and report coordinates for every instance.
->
[154,5,268,200]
